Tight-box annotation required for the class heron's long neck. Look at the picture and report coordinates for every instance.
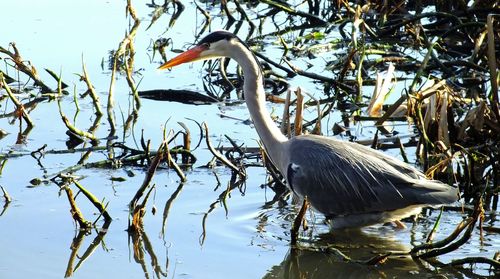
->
[231,43,288,167]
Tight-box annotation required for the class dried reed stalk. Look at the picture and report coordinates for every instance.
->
[203,122,245,176]
[291,196,309,245]
[165,140,187,182]
[294,88,304,136]
[63,185,91,229]
[486,15,500,121]
[57,99,98,141]
[129,142,166,210]
[0,73,34,127]
[73,180,112,223]
[281,89,292,137]
[81,58,103,116]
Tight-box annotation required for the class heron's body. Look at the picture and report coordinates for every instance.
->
[160,31,458,229]
[283,135,456,228]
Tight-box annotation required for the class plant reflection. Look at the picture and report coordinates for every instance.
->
[64,221,111,278]
[199,172,245,245]
[129,227,169,279]
[161,182,185,239]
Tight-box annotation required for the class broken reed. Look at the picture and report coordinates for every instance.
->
[55,174,112,229]
[129,137,189,234]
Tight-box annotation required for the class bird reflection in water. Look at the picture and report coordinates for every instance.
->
[263,228,456,279]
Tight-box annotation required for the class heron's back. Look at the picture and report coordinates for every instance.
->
[284,135,458,217]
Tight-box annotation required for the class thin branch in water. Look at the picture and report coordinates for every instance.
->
[412,198,483,259]
[57,98,98,141]
[129,142,166,210]
[80,56,103,116]
[129,183,156,234]
[64,230,86,277]
[107,56,117,137]
[194,0,211,36]
[0,73,34,127]
[165,140,187,182]
[0,43,53,92]
[178,121,192,164]
[73,180,112,223]
[447,256,500,270]
[203,122,245,177]
[62,184,91,229]
[72,221,111,274]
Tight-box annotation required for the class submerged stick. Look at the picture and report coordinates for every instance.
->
[194,0,211,35]
[178,122,191,164]
[130,184,156,234]
[259,0,327,25]
[64,230,86,277]
[73,221,110,273]
[447,257,500,269]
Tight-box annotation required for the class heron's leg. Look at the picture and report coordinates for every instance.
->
[291,196,309,245]
[393,220,407,229]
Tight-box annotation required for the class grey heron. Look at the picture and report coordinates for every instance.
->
[159,31,458,229]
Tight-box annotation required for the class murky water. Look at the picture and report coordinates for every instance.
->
[0,1,498,278]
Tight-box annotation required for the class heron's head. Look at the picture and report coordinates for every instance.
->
[158,31,238,70]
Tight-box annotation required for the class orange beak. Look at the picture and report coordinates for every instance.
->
[158,45,207,70]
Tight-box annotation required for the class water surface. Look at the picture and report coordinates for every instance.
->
[0,1,497,278]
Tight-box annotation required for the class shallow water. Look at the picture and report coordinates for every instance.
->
[0,1,498,278]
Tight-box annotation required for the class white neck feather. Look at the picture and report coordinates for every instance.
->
[228,41,288,168]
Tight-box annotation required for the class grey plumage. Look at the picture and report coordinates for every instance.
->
[160,31,459,229]
[284,135,457,227]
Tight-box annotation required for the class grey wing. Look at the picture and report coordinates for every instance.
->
[286,136,457,216]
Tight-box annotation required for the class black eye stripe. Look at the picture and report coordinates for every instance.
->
[196,31,263,77]
[198,30,235,45]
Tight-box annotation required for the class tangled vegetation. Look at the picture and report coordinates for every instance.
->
[1,0,499,277]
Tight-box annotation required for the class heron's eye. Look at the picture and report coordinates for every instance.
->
[201,42,210,49]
